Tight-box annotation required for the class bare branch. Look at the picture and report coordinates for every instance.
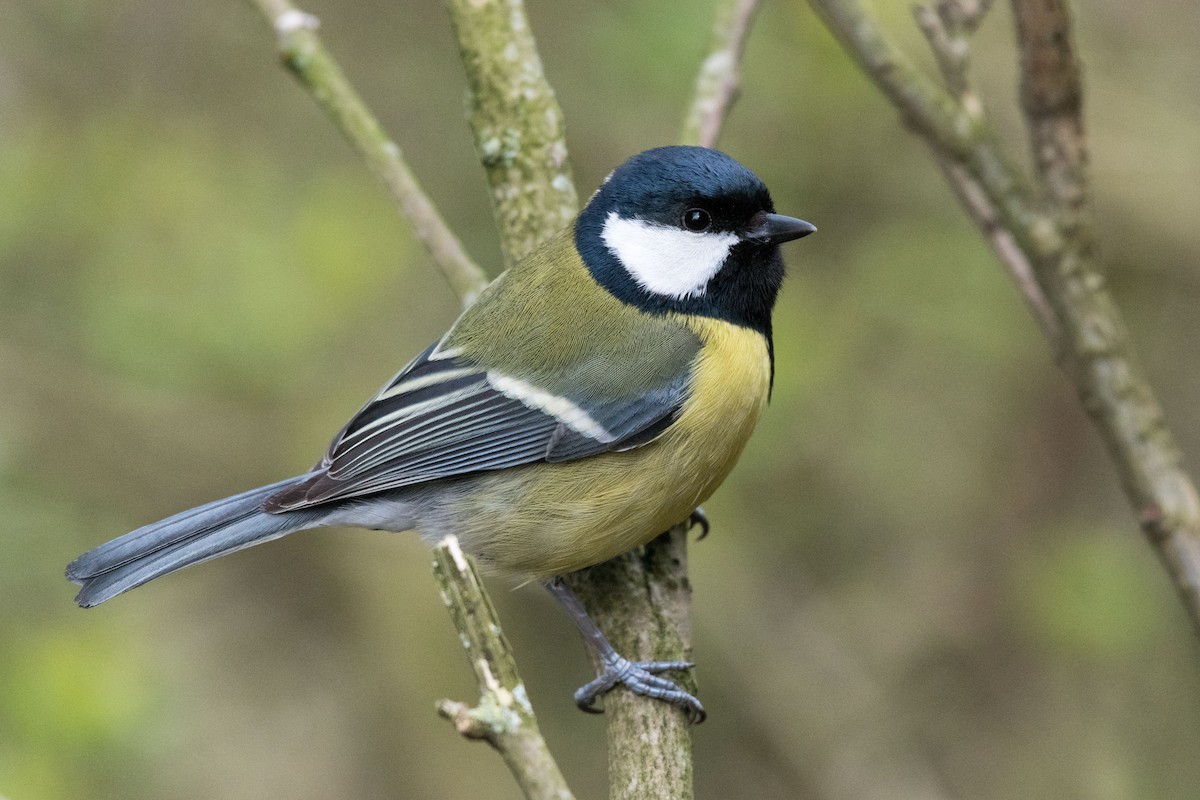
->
[681,0,763,148]
[810,0,1057,337]
[433,537,575,800]
[247,0,489,305]
[443,0,578,266]
[808,0,1200,633]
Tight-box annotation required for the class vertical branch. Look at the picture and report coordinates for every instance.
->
[562,526,698,800]
[563,3,768,794]
[443,0,578,266]
[1008,0,1200,629]
[445,2,764,797]
[1012,0,1087,210]
[442,4,714,798]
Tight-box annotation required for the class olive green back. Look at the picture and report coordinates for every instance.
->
[446,229,701,403]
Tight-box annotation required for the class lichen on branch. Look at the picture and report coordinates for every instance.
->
[444,0,578,266]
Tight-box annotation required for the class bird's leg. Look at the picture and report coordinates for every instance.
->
[688,506,710,540]
[545,577,706,724]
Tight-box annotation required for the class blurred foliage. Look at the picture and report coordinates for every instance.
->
[2,1,1199,799]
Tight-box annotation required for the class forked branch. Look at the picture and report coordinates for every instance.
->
[808,0,1200,633]
[433,537,575,800]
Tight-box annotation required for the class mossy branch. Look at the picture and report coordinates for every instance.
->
[443,0,578,267]
[561,526,698,800]
[808,0,1200,633]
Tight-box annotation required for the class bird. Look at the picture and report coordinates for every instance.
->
[67,145,815,722]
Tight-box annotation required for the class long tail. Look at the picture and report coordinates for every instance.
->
[67,474,325,608]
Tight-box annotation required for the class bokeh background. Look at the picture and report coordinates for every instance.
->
[3,1,1200,798]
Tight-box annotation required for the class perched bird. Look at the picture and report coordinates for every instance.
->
[67,146,814,722]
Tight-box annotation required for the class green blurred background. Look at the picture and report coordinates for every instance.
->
[3,1,1199,797]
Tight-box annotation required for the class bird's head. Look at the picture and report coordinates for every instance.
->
[575,146,815,336]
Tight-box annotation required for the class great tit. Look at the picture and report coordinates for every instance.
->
[67,145,815,722]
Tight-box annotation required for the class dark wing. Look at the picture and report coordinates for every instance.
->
[263,339,693,512]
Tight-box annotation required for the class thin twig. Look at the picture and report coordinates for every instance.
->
[808,0,1200,633]
[912,1,986,119]
[681,0,763,148]
[810,0,1059,340]
[247,0,489,305]
[943,0,996,33]
[432,537,575,800]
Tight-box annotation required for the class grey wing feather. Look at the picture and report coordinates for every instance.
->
[263,343,693,512]
[544,380,689,462]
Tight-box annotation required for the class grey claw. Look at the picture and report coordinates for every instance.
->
[547,577,706,723]
[573,653,706,724]
[688,507,710,540]
[575,682,611,713]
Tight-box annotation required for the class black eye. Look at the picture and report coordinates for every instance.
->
[682,208,712,232]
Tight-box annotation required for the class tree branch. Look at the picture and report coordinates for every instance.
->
[1012,0,1086,211]
[681,0,762,148]
[561,526,697,800]
[443,2,765,796]
[1008,0,1200,632]
[247,0,489,305]
[443,0,578,267]
[433,537,575,800]
[808,0,1200,633]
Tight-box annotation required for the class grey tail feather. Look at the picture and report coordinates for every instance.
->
[67,473,325,608]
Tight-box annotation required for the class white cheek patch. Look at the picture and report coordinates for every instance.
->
[600,211,738,299]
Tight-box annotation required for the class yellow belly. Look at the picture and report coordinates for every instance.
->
[453,317,772,577]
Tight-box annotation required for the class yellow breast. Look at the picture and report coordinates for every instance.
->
[453,316,773,577]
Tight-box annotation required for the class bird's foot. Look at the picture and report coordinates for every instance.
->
[574,652,706,724]
[688,507,710,540]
